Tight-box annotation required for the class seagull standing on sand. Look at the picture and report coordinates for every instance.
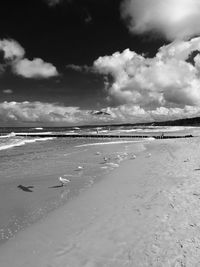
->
[131,154,136,159]
[59,177,71,186]
[103,157,109,162]
[77,166,83,170]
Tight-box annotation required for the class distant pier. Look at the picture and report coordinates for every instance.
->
[15,134,194,139]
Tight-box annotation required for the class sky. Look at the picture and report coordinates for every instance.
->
[2,0,200,126]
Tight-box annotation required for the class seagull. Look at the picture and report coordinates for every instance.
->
[103,157,109,162]
[106,162,119,168]
[59,177,71,186]
[77,166,83,170]
[131,154,136,159]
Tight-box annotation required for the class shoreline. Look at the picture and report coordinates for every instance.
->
[1,138,200,266]
[14,133,194,139]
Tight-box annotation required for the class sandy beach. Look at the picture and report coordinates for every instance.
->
[0,136,200,266]
[3,0,200,265]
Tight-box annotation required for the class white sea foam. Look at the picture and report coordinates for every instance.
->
[15,132,53,135]
[75,140,140,147]
[32,127,43,130]
[146,137,156,141]
[137,126,195,132]
[113,129,143,133]
[75,137,156,147]
[0,132,16,138]
[113,126,196,134]
[64,132,79,135]
[0,137,55,151]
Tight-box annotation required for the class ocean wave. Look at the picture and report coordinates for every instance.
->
[31,127,44,130]
[113,126,196,133]
[15,132,53,135]
[0,132,16,139]
[137,126,196,132]
[0,137,55,151]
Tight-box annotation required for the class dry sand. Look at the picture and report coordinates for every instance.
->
[1,137,200,266]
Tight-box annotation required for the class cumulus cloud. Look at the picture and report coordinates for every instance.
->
[0,101,114,125]
[1,101,200,125]
[105,104,200,123]
[92,37,200,121]
[13,58,58,78]
[0,101,82,123]
[0,39,25,60]
[121,0,200,40]
[0,39,58,79]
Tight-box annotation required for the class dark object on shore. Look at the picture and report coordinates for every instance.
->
[17,185,34,192]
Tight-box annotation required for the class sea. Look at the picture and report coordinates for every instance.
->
[0,125,197,244]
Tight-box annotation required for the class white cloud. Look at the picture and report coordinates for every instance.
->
[93,37,200,121]
[0,39,59,79]
[0,101,81,123]
[0,39,25,60]
[13,58,58,78]
[121,0,200,40]
[1,100,200,125]
[2,89,13,94]
[105,104,200,123]
[0,101,114,125]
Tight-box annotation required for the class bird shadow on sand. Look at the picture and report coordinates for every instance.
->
[49,184,64,188]
[17,185,34,192]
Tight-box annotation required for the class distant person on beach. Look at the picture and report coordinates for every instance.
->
[161,132,164,138]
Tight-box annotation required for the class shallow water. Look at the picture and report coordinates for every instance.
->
[0,137,144,245]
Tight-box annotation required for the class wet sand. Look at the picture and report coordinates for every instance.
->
[1,137,200,266]
[0,138,143,244]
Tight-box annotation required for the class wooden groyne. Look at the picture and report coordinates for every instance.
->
[15,134,194,139]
